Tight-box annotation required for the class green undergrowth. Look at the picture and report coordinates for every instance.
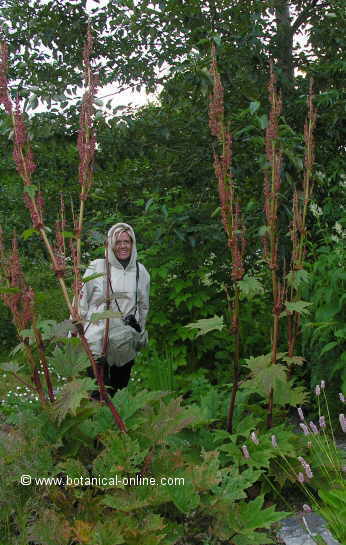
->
[0,358,293,545]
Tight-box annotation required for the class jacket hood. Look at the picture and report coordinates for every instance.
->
[106,223,137,269]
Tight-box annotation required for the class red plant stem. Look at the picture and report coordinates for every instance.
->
[33,325,55,403]
[209,46,245,434]
[22,339,46,406]
[227,284,241,433]
[78,333,126,433]
[287,82,316,374]
[1,35,127,434]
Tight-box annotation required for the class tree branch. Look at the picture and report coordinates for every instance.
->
[292,0,328,33]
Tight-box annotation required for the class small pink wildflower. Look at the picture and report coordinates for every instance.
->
[299,423,310,436]
[297,407,304,421]
[250,431,259,445]
[339,414,346,433]
[241,445,250,459]
[319,416,326,429]
[309,421,319,435]
[271,435,278,448]
[298,456,313,479]
[315,384,321,396]
[339,393,345,403]
[303,504,312,512]
[298,472,305,483]
[305,465,313,479]
[320,380,325,390]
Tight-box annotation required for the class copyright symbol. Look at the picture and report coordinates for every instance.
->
[20,474,32,486]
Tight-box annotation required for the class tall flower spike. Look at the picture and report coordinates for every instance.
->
[0,39,13,114]
[209,44,224,140]
[77,25,98,199]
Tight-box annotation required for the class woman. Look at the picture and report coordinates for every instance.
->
[78,223,150,396]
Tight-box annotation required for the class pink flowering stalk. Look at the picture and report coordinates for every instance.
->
[250,431,259,445]
[261,63,284,428]
[241,445,250,459]
[339,393,345,403]
[286,82,316,369]
[297,407,305,421]
[339,414,346,433]
[271,435,278,448]
[75,25,98,267]
[299,423,310,436]
[0,232,48,404]
[319,416,326,429]
[298,472,305,483]
[0,34,126,433]
[309,421,319,435]
[209,44,246,433]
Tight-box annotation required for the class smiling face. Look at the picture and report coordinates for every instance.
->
[114,230,133,261]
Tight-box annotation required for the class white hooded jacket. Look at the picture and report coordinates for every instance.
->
[78,223,150,367]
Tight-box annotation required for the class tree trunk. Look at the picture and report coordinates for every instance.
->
[274,0,294,88]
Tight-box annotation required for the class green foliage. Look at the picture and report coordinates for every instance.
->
[223,495,290,545]
[184,315,224,337]
[318,487,346,544]
[0,390,290,544]
[238,275,265,300]
[53,378,95,424]
[302,235,346,392]
[242,353,308,408]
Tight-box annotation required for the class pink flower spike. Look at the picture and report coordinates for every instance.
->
[309,421,319,435]
[320,380,325,390]
[339,393,345,403]
[315,385,321,396]
[297,407,304,421]
[271,435,278,448]
[319,416,326,429]
[250,432,259,445]
[303,504,312,512]
[299,423,310,436]
[339,414,346,433]
[241,445,250,459]
[305,464,313,479]
[298,472,305,483]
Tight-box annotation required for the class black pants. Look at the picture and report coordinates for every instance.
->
[88,359,134,398]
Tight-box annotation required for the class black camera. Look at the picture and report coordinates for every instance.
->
[123,314,141,333]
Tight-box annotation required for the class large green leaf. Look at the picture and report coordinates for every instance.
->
[28,509,71,545]
[90,310,122,321]
[184,315,224,337]
[48,343,90,377]
[228,495,290,532]
[238,275,264,300]
[286,269,310,289]
[281,300,313,317]
[0,361,23,373]
[53,378,95,423]
[166,478,200,514]
[213,467,262,501]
